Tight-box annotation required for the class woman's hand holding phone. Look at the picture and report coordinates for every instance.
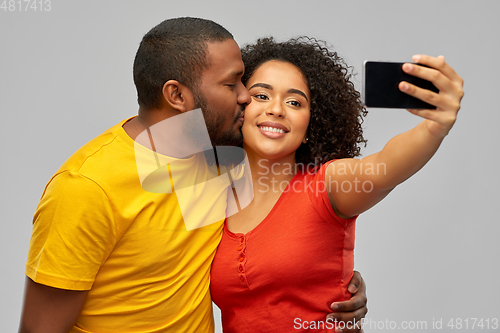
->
[400,55,464,139]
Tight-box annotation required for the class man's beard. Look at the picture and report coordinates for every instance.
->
[193,90,245,167]
[193,90,243,147]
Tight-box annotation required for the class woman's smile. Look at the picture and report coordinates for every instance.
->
[257,120,290,138]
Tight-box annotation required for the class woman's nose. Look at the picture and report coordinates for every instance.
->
[265,100,285,118]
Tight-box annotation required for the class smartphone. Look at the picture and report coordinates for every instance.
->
[363,61,438,109]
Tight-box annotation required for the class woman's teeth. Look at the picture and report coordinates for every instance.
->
[259,126,285,134]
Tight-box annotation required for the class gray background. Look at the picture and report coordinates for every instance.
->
[1,0,499,332]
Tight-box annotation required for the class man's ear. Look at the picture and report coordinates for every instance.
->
[162,80,195,113]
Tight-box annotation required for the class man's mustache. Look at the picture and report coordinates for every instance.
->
[237,106,245,120]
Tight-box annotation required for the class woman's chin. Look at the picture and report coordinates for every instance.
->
[253,149,296,162]
[243,141,300,162]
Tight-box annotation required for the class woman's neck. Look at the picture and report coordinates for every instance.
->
[244,147,298,197]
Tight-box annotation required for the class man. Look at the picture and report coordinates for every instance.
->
[19,17,367,333]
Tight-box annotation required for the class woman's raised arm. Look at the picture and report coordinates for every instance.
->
[327,55,464,219]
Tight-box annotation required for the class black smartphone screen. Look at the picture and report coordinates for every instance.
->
[363,61,438,109]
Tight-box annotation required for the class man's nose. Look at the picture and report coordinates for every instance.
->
[237,82,251,106]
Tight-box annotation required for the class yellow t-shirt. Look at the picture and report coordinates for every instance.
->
[25,117,226,333]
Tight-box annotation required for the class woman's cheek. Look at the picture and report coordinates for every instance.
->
[241,122,251,139]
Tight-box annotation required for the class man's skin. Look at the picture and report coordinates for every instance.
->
[19,39,367,333]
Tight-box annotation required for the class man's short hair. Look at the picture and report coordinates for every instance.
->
[133,17,233,109]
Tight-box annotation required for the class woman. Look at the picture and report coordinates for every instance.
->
[210,37,463,332]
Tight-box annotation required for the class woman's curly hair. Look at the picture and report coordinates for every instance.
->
[241,37,368,166]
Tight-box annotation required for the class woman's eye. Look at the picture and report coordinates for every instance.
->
[288,100,301,107]
[254,94,268,100]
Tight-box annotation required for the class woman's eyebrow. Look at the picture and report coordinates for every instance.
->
[248,82,273,90]
[288,88,308,102]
